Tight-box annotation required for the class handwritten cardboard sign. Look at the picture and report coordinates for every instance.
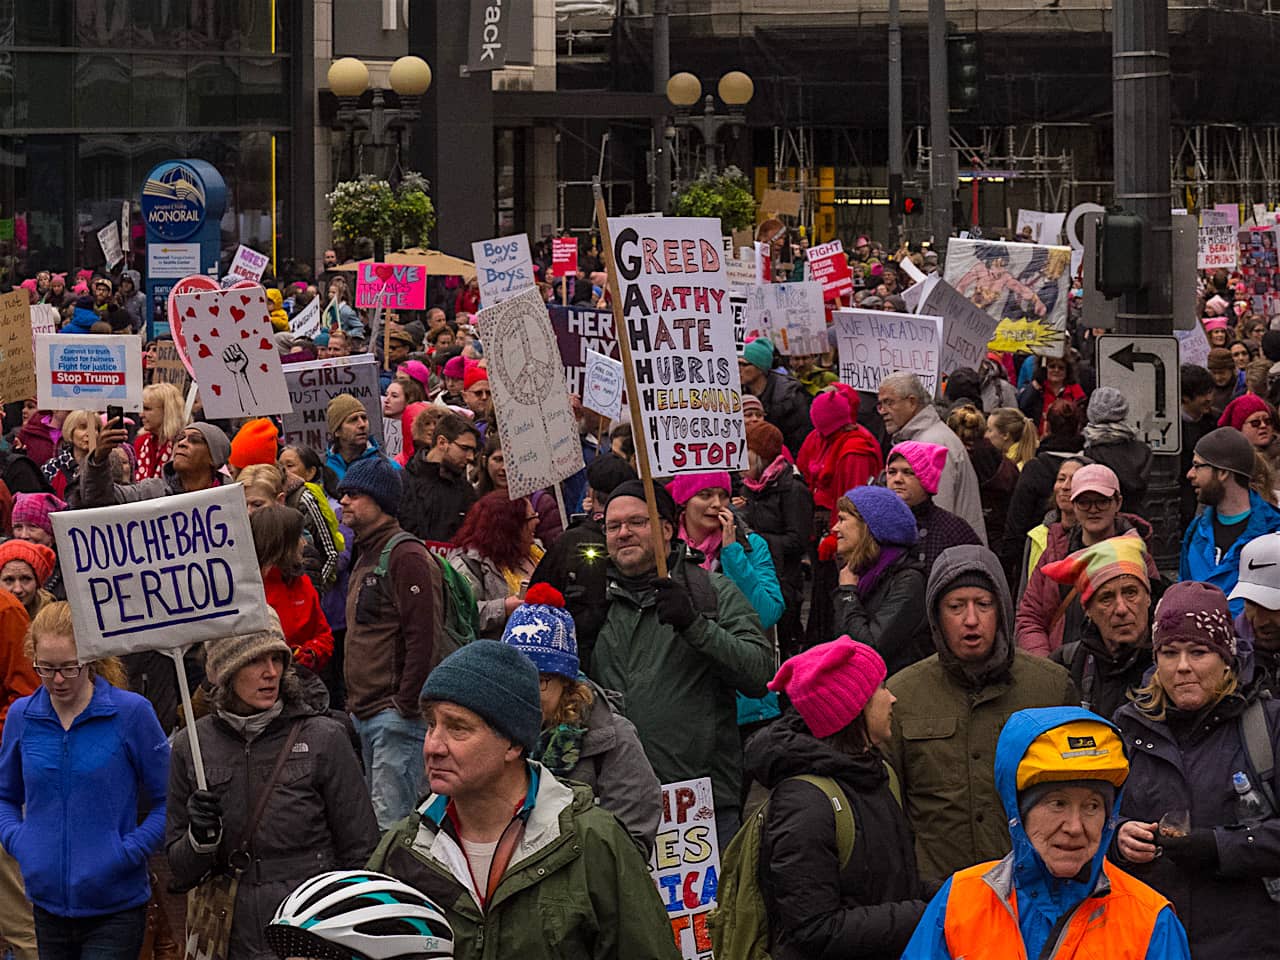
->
[35,334,143,412]
[355,262,427,310]
[609,215,746,474]
[472,234,535,306]
[0,290,36,403]
[834,308,943,395]
[745,281,826,357]
[649,777,720,960]
[30,305,58,338]
[52,485,269,660]
[583,349,624,421]
[917,277,1001,376]
[1198,211,1238,270]
[227,245,270,284]
[289,296,323,339]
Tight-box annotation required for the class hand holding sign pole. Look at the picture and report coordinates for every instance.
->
[594,179,668,579]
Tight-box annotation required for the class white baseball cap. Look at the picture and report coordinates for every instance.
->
[1230,532,1280,610]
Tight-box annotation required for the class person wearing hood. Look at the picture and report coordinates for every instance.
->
[1041,534,1156,722]
[737,338,812,457]
[265,287,290,332]
[499,584,661,853]
[1081,387,1152,514]
[747,637,927,959]
[166,611,378,960]
[796,385,884,647]
[77,419,230,506]
[885,441,982,571]
[876,373,986,543]
[829,485,930,674]
[886,545,1077,886]
[1018,464,1161,657]
[902,706,1190,960]
[1112,581,1280,960]
[1230,532,1280,698]
[591,479,772,841]
[118,270,146,333]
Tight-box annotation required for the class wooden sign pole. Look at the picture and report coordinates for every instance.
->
[593,178,668,579]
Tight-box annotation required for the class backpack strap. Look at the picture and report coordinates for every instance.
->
[375,531,420,578]
[883,760,902,807]
[790,775,856,868]
[1241,700,1277,813]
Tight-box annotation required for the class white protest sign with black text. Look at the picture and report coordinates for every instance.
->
[745,281,827,357]
[583,349,624,421]
[918,278,1001,376]
[289,296,323,340]
[834,308,943,395]
[281,354,384,455]
[1198,211,1238,270]
[30,305,58,338]
[476,286,584,498]
[610,216,745,474]
[227,245,270,284]
[472,234,535,306]
[98,222,123,269]
[52,486,269,661]
[35,334,143,412]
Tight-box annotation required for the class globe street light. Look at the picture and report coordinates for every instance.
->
[667,71,754,176]
[327,56,432,184]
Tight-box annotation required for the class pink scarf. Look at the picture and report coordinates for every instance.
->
[679,518,723,571]
[741,455,790,493]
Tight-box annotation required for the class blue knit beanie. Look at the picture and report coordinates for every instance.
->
[337,456,402,516]
[742,338,774,372]
[420,641,543,753]
[501,584,579,679]
[844,485,918,547]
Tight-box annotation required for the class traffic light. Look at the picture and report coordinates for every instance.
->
[901,195,925,216]
[948,35,980,113]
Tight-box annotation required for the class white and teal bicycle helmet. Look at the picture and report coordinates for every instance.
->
[265,871,453,960]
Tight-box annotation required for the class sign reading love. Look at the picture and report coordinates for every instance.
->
[355,262,427,310]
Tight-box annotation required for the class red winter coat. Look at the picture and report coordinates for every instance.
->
[262,566,334,672]
[797,425,884,514]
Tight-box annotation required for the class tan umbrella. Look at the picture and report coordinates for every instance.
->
[332,247,477,281]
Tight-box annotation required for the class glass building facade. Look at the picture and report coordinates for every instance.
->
[0,0,308,284]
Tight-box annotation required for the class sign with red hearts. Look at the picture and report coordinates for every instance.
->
[355,262,427,310]
[172,286,292,419]
[167,274,220,377]
[551,237,578,279]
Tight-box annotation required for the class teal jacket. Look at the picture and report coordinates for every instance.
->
[715,531,785,727]
[589,544,772,818]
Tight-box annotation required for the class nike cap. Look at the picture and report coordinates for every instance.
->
[1230,532,1280,610]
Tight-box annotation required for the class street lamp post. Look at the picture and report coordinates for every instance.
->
[327,56,432,185]
[666,71,753,179]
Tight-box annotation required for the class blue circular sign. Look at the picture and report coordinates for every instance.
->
[140,161,209,242]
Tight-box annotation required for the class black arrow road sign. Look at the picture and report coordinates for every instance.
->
[1108,342,1166,417]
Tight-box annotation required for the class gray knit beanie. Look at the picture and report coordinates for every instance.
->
[204,609,291,686]
[420,641,543,753]
[1086,387,1128,425]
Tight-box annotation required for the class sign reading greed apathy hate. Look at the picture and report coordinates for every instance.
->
[609,215,745,474]
[355,262,428,310]
[552,237,579,278]
[35,334,143,412]
[0,290,37,403]
[834,308,943,395]
[806,240,854,300]
[281,354,384,455]
[476,286,584,498]
[472,234,535,306]
[51,486,269,660]
[1198,210,1238,270]
[649,777,719,960]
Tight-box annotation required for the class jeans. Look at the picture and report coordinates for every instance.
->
[32,905,146,960]
[351,708,428,830]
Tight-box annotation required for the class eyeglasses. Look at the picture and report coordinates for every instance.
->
[1073,495,1115,513]
[875,396,904,411]
[605,516,651,535]
[33,662,82,679]
[1244,417,1272,430]
[450,439,478,453]
[1190,460,1215,471]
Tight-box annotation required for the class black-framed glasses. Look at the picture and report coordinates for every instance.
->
[450,439,478,454]
[33,663,83,679]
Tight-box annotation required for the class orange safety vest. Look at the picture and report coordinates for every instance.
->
[942,858,1171,960]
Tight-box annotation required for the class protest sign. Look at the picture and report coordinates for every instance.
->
[0,290,36,402]
[97,222,123,269]
[1238,227,1280,318]
[36,334,143,412]
[583,349,624,421]
[355,262,427,311]
[918,277,1002,376]
[833,308,943,395]
[382,417,403,460]
[1213,203,1241,228]
[753,241,770,284]
[760,188,802,218]
[1176,329,1211,369]
[51,485,269,660]
[723,257,756,290]
[173,287,291,419]
[476,286,584,498]
[1015,210,1066,245]
[608,215,746,474]
[289,296,323,340]
[472,234,535,306]
[120,200,131,253]
[744,281,826,357]
[806,240,854,300]
[167,274,221,377]
[729,291,748,356]
[548,305,618,396]
[30,304,58,338]
[1198,211,1238,270]
[149,340,191,390]
[281,354,383,455]
[901,273,937,314]
[943,238,1071,357]
[649,777,719,960]
[227,245,269,284]
[552,237,579,279]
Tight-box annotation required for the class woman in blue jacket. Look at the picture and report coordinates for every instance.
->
[0,602,169,960]
[667,471,785,730]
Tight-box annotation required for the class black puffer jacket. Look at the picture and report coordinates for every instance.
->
[1083,435,1153,514]
[833,552,929,674]
[747,711,926,960]
[529,514,610,664]
[758,371,813,457]
[738,464,812,610]
[397,451,477,543]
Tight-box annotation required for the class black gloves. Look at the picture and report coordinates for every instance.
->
[653,578,698,633]
[1157,828,1218,868]
[187,789,223,846]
